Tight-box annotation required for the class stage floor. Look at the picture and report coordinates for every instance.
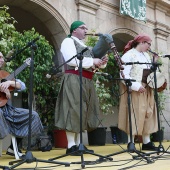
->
[1,142,170,170]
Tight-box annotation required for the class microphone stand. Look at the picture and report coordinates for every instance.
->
[6,38,70,169]
[103,76,153,163]
[141,58,170,158]
[48,49,112,168]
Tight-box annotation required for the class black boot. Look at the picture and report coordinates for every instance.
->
[66,145,81,156]
[142,142,158,151]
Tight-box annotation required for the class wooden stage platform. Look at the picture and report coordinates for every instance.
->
[1,142,170,169]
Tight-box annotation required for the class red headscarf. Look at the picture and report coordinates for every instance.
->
[123,34,151,54]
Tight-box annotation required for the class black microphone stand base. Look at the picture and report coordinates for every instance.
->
[0,166,10,170]
[101,142,154,164]
[7,150,70,169]
[48,140,113,169]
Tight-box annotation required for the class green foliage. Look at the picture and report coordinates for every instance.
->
[7,27,57,98]
[158,92,167,115]
[0,5,17,54]
[10,28,55,95]
[102,52,120,107]
[0,6,60,127]
[85,34,120,114]
[85,33,98,47]
[95,80,114,115]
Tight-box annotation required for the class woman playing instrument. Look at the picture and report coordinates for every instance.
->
[118,34,159,150]
[55,21,108,155]
[0,52,43,157]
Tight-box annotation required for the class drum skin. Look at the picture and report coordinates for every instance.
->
[147,72,167,92]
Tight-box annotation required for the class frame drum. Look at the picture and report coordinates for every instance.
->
[147,72,167,92]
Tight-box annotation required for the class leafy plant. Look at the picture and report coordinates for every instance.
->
[85,34,120,114]
[0,5,17,55]
[0,6,60,129]
[158,92,166,115]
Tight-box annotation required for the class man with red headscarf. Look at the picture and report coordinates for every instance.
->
[118,34,159,151]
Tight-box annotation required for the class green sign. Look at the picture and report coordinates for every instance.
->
[120,0,146,21]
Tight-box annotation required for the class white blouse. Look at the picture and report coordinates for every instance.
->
[121,48,151,91]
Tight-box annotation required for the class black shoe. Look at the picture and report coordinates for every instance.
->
[83,145,94,154]
[66,145,81,156]
[142,142,158,151]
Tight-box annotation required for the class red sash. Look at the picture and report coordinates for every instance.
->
[65,70,94,79]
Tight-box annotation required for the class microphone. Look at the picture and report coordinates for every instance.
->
[161,54,170,58]
[76,48,89,59]
[148,50,170,58]
[81,47,89,54]
[95,72,110,76]
[5,49,15,62]
[85,33,102,36]
[46,66,61,78]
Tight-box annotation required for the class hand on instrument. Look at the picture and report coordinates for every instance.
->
[101,55,109,65]
[153,54,159,62]
[0,81,12,92]
[93,58,103,67]
[138,86,146,93]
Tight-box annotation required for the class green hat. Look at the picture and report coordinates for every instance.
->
[68,21,85,37]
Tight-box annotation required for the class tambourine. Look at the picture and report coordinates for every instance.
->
[147,72,167,92]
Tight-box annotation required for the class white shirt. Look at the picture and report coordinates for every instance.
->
[121,48,151,91]
[60,36,94,69]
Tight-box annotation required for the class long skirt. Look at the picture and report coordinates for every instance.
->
[55,74,100,133]
[0,104,43,139]
[118,83,158,135]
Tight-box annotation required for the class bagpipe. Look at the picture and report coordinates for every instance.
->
[86,33,125,78]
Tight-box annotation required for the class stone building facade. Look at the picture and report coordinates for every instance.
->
[1,0,170,140]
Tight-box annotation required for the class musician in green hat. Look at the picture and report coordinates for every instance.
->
[68,20,85,37]
[55,20,108,155]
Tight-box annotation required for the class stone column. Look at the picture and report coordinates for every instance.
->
[75,0,100,30]
[154,25,170,90]
[154,27,169,53]
[154,25,170,140]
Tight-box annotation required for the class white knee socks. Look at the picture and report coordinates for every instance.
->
[128,134,150,144]
[128,134,134,143]
[66,131,76,148]
[142,134,150,144]
[66,132,81,148]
